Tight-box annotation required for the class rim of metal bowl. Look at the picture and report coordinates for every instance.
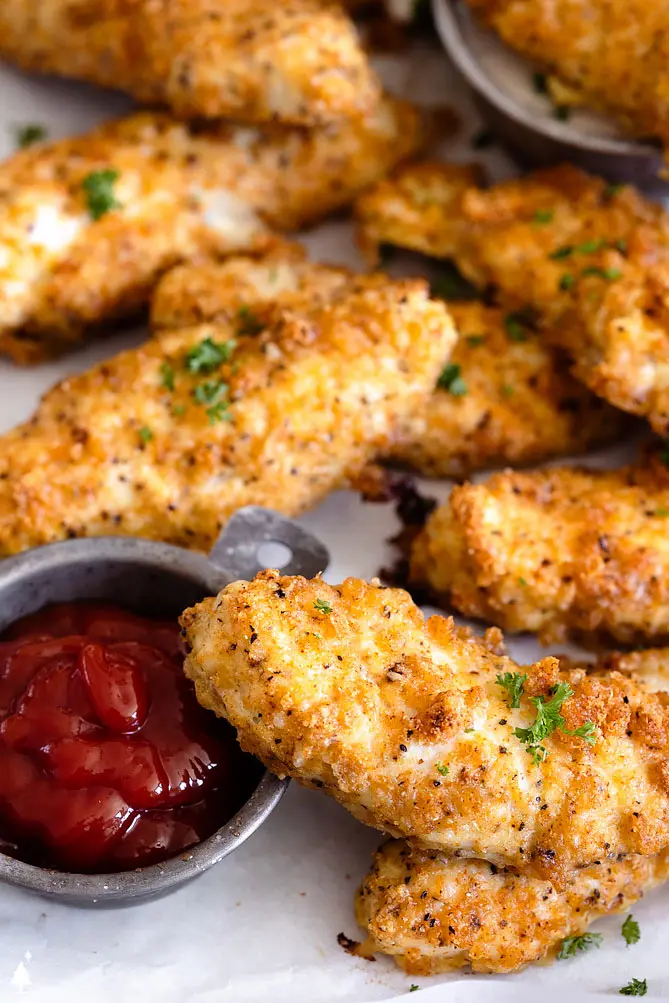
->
[431,0,660,160]
[0,771,289,902]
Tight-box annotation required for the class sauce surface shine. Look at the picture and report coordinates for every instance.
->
[0,602,251,873]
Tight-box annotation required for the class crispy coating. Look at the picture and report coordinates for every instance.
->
[0,0,379,127]
[355,161,669,434]
[465,0,669,143]
[386,301,625,478]
[0,252,455,555]
[411,460,669,645]
[356,840,669,975]
[180,572,669,885]
[0,103,419,363]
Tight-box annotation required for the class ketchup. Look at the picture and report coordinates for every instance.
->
[0,602,255,873]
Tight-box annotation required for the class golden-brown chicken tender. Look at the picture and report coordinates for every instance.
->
[356,161,669,434]
[0,103,419,363]
[464,0,669,143]
[386,301,625,478]
[181,572,669,885]
[0,0,379,127]
[411,460,669,645]
[357,840,668,975]
[0,252,455,555]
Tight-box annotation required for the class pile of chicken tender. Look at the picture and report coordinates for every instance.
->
[3,0,669,986]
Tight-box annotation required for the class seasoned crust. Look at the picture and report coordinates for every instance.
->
[465,0,669,144]
[411,460,669,645]
[0,0,379,126]
[356,161,669,434]
[181,572,669,885]
[385,301,627,478]
[0,101,420,362]
[0,252,455,555]
[356,840,669,974]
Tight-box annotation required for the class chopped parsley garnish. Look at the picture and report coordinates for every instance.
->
[581,266,622,281]
[513,682,596,762]
[557,932,603,959]
[437,363,467,396]
[550,245,574,260]
[518,576,528,586]
[532,72,549,94]
[314,598,333,614]
[82,169,121,220]
[620,978,647,997]
[431,265,480,302]
[172,403,186,417]
[504,308,534,342]
[138,426,153,444]
[160,362,175,391]
[471,128,494,150]
[185,337,236,374]
[655,507,669,517]
[15,123,47,148]
[496,672,527,709]
[409,987,420,994]
[435,762,449,776]
[533,209,554,224]
[622,914,640,946]
[559,273,575,291]
[205,401,233,424]
[193,379,228,406]
[575,238,607,254]
[554,104,571,121]
[501,383,514,398]
[604,183,625,200]
[466,334,486,347]
[614,239,628,254]
[237,305,264,336]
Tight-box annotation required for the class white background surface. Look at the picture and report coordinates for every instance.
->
[0,37,664,1003]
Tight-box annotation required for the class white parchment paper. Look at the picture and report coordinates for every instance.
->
[0,41,665,1003]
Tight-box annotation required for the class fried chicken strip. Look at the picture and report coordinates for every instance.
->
[411,460,669,645]
[0,252,455,554]
[464,0,669,143]
[385,301,624,478]
[181,572,669,885]
[0,103,419,363]
[355,161,669,434]
[356,840,669,974]
[0,0,379,127]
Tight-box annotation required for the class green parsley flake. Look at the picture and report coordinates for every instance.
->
[550,245,574,260]
[533,209,554,224]
[409,987,420,993]
[622,914,640,946]
[15,123,47,148]
[654,507,669,517]
[193,379,228,406]
[620,978,647,997]
[435,762,449,777]
[82,169,121,221]
[557,932,603,960]
[614,239,628,254]
[160,362,175,391]
[237,305,264,336]
[314,598,333,614]
[513,682,596,762]
[185,337,236,374]
[496,672,527,709]
[431,266,481,302]
[138,426,153,444]
[172,404,186,417]
[466,334,486,347]
[504,309,534,342]
[575,238,607,254]
[206,401,233,424]
[581,266,622,281]
[559,273,575,291]
[437,363,467,396]
[501,383,514,398]
[604,183,625,200]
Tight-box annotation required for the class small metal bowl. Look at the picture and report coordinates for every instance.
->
[0,507,329,907]
[432,0,667,192]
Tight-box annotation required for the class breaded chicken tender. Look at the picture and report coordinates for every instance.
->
[356,840,669,974]
[180,572,669,885]
[411,460,669,645]
[0,103,419,363]
[464,0,669,143]
[0,0,379,127]
[0,252,455,555]
[356,162,669,434]
[386,301,624,478]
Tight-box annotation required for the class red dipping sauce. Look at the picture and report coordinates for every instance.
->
[0,602,256,873]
